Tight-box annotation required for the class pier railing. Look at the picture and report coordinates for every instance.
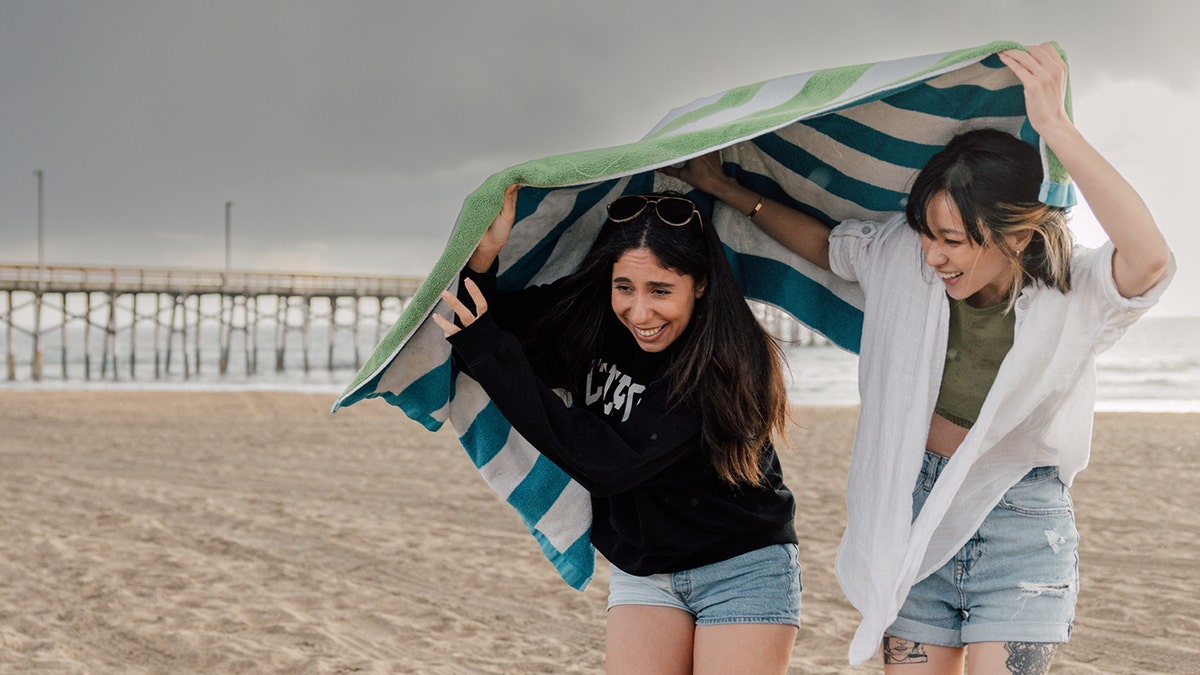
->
[0,263,423,297]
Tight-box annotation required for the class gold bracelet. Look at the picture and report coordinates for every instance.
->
[747,195,765,219]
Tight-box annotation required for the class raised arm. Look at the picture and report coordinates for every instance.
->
[467,184,520,273]
[999,43,1170,298]
[662,152,833,270]
[434,183,519,337]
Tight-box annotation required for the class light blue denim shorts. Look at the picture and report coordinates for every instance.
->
[606,543,802,626]
[888,451,1079,647]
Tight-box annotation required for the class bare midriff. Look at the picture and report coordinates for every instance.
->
[926,412,969,458]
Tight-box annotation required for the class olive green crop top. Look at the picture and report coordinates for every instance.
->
[933,297,1016,429]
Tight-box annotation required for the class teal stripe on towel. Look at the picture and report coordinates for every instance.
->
[507,454,573,524]
[379,359,453,432]
[726,249,864,353]
[531,528,595,591]
[498,183,609,292]
[886,82,1027,120]
[805,115,943,171]
[751,133,909,214]
[459,401,513,468]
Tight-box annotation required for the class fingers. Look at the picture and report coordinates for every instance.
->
[659,151,725,190]
[997,48,1036,81]
[493,185,518,230]
[430,312,459,337]
[433,278,488,338]
[1028,42,1064,66]
[463,277,488,316]
[689,151,721,173]
[437,290,472,328]
[998,43,1071,138]
[501,183,519,214]
[999,43,1064,79]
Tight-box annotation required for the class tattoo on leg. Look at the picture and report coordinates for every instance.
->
[882,636,929,664]
[1004,642,1057,675]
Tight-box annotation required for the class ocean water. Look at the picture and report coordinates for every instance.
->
[1089,315,1200,412]
[3,314,1199,413]
[780,315,1200,412]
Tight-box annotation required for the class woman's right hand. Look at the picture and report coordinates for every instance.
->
[468,183,520,273]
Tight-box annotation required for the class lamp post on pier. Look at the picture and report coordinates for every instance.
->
[34,170,44,271]
[31,169,44,380]
[225,201,232,272]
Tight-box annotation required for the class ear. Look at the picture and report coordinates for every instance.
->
[694,279,707,299]
[1007,231,1034,253]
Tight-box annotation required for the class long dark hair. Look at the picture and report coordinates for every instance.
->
[907,128,1073,309]
[527,192,788,487]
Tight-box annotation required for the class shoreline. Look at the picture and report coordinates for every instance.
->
[4,381,1199,414]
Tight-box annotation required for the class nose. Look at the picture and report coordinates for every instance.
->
[628,293,653,324]
[923,240,946,266]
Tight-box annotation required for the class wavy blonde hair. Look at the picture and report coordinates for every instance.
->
[907,129,1074,311]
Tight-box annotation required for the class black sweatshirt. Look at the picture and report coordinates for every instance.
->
[447,266,796,576]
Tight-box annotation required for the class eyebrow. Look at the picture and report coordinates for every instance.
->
[612,277,676,289]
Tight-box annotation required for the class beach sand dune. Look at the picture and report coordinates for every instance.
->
[2,391,1197,673]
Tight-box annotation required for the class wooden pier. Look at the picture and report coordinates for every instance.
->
[1,263,823,384]
[1,263,423,382]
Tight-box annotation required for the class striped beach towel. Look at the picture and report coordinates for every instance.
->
[332,40,1074,590]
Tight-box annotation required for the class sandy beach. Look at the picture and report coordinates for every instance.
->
[2,390,1198,673]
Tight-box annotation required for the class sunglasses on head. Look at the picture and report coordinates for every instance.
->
[606,195,702,229]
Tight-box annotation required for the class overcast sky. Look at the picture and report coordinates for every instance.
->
[2,0,1196,315]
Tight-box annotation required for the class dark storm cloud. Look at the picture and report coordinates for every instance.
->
[1,0,1196,315]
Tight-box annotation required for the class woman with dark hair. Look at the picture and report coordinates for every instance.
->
[666,44,1173,673]
[433,188,801,673]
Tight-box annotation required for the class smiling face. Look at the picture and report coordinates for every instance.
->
[920,192,1017,308]
[610,247,705,352]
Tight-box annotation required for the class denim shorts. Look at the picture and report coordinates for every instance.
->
[888,452,1079,647]
[606,543,802,626]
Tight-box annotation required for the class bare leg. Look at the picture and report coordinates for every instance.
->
[967,641,1058,675]
[693,623,798,675]
[605,605,695,675]
[882,635,965,675]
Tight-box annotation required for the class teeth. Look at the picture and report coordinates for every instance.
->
[938,271,962,280]
[635,326,664,338]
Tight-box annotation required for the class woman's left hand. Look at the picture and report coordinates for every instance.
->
[432,277,488,338]
[1003,43,1170,298]
[660,151,736,195]
[998,43,1072,139]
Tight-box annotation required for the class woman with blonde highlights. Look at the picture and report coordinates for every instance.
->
[667,43,1173,673]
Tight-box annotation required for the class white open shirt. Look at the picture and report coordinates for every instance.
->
[827,214,1175,665]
